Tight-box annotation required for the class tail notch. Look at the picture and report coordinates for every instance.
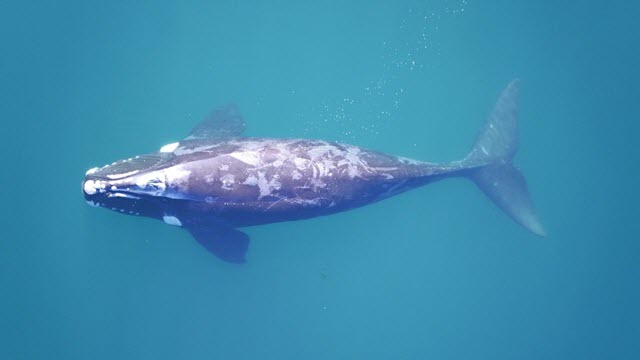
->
[464,80,546,236]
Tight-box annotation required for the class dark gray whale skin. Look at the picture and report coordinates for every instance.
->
[82,81,545,263]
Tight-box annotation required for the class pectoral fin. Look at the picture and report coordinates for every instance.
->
[186,104,246,140]
[187,225,250,263]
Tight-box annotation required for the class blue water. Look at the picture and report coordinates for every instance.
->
[1,1,638,359]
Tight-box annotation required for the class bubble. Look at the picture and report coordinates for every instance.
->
[300,0,469,142]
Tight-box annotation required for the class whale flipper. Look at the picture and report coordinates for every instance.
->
[186,104,246,140]
[463,80,546,236]
[187,225,250,263]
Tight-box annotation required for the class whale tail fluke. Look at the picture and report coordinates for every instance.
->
[462,80,546,236]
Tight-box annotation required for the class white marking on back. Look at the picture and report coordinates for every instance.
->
[243,175,258,186]
[163,215,182,226]
[307,145,337,159]
[294,157,310,170]
[229,151,261,166]
[256,172,281,198]
[220,174,235,190]
[347,166,361,178]
[160,142,179,153]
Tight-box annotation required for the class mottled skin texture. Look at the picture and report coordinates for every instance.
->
[84,137,461,229]
[173,138,460,227]
[82,81,544,262]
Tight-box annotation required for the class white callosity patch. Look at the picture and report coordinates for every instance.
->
[84,153,156,183]
[83,180,97,195]
[86,200,100,207]
[83,179,107,195]
[162,215,182,226]
[85,167,99,175]
[106,170,140,180]
[159,142,180,153]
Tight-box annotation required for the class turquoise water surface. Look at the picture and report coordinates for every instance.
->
[1,1,638,359]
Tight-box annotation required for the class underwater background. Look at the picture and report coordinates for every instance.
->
[1,1,638,359]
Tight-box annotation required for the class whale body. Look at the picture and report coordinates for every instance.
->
[82,80,545,262]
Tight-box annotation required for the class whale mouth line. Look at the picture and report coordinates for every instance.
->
[106,191,143,200]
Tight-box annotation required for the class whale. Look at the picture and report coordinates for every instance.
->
[82,80,545,263]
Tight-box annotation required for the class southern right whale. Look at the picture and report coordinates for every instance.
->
[82,80,545,262]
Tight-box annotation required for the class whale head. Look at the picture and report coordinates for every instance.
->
[82,152,174,218]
